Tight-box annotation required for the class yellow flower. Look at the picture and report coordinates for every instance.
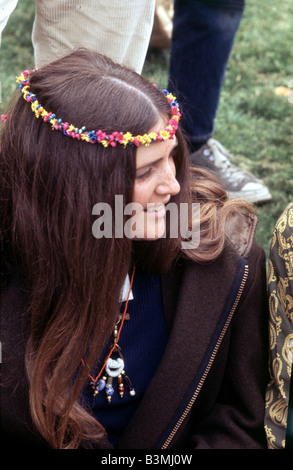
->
[31,101,39,114]
[81,134,90,142]
[140,134,152,145]
[22,86,29,100]
[122,132,133,146]
[159,130,170,140]
[16,73,26,83]
[167,92,176,101]
[148,132,157,141]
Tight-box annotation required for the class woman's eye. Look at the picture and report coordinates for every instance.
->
[136,168,152,180]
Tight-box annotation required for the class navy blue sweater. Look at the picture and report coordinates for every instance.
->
[83,267,169,446]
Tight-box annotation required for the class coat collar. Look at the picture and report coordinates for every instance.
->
[118,241,247,449]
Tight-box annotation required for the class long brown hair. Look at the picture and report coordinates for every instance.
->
[0,49,252,448]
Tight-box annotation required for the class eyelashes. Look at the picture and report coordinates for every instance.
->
[136,167,152,181]
[135,151,177,182]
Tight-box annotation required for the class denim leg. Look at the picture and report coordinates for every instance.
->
[168,0,245,146]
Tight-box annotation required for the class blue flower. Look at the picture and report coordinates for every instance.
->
[87,130,97,143]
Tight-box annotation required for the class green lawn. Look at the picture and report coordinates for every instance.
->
[1,0,293,257]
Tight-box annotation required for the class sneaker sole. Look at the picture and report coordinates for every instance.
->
[227,187,272,204]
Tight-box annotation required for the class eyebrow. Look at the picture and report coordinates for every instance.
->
[136,156,163,171]
[136,140,178,171]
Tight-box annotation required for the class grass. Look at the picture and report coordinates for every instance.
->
[1,0,293,257]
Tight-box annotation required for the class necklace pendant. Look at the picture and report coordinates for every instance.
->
[105,357,124,377]
[90,359,135,402]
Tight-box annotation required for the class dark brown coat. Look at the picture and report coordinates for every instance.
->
[0,215,269,449]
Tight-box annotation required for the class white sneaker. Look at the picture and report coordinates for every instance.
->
[190,138,272,204]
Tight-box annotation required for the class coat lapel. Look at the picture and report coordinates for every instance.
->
[118,243,246,449]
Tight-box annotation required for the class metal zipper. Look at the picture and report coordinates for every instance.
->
[161,264,249,449]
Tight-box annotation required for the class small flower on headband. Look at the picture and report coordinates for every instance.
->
[1,114,8,122]
[14,70,181,148]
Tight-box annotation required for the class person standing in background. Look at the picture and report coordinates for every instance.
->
[0,0,157,73]
[168,0,272,204]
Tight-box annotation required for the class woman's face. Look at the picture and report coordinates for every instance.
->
[130,120,181,240]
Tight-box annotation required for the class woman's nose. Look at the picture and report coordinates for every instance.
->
[156,161,181,196]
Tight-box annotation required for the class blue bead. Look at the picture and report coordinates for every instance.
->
[97,379,106,391]
[106,386,114,396]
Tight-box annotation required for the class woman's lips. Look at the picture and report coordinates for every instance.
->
[145,203,166,217]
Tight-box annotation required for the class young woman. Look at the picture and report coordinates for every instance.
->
[0,49,268,449]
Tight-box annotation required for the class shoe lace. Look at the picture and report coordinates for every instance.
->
[205,139,247,184]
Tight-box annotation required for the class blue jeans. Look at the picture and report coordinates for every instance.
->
[168,0,245,146]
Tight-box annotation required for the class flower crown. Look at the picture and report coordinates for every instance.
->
[1,70,181,148]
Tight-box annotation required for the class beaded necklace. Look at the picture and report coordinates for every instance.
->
[82,265,136,403]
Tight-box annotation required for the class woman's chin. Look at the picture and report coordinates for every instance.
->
[132,223,166,241]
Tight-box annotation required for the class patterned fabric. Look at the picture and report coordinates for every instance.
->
[265,202,293,449]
